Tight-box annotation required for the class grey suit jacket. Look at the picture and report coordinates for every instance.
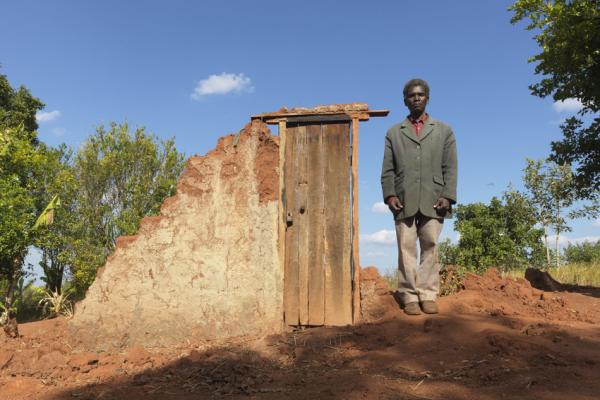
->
[381,117,457,220]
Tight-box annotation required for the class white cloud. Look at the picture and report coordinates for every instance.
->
[552,98,583,113]
[191,72,253,99]
[35,110,61,123]
[547,234,600,246]
[592,219,600,228]
[360,229,396,245]
[371,202,389,214]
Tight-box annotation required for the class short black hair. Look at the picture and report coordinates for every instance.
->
[403,79,430,98]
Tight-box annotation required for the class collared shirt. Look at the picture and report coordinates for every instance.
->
[408,113,428,137]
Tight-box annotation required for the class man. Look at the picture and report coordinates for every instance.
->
[381,78,457,315]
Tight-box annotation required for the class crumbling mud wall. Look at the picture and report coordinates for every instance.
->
[359,266,401,323]
[70,120,281,349]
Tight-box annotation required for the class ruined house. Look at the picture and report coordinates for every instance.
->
[70,104,388,348]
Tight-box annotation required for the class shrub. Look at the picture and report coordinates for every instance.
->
[564,240,600,264]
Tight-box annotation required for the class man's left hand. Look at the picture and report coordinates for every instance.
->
[433,197,450,215]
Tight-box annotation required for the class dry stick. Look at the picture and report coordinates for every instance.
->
[412,378,426,391]
[0,353,13,369]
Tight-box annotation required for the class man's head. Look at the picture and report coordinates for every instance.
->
[403,78,430,117]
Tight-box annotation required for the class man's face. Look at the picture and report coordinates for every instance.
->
[404,85,429,115]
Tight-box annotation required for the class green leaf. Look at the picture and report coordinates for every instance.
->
[33,195,61,229]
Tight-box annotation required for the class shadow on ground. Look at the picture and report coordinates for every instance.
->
[45,310,600,400]
[525,268,600,298]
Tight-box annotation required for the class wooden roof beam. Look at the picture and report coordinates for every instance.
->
[251,105,389,125]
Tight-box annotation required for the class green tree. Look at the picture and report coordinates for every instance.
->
[69,122,185,294]
[540,162,574,268]
[438,238,459,266]
[0,74,63,336]
[0,124,45,337]
[509,0,600,196]
[552,117,600,197]
[522,159,596,267]
[524,159,566,267]
[33,144,77,293]
[564,240,600,264]
[453,191,545,273]
[0,73,44,133]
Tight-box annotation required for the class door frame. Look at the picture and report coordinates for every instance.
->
[250,107,389,325]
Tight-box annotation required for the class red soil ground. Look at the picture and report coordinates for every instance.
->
[1,268,599,400]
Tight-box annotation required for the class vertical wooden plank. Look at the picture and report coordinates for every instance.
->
[323,122,352,325]
[278,120,287,326]
[351,118,361,323]
[284,123,300,325]
[306,123,325,325]
[340,122,353,325]
[296,125,310,325]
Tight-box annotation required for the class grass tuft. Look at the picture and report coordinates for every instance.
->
[549,262,600,287]
[38,289,74,319]
[503,263,600,287]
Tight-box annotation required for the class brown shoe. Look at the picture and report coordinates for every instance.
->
[420,300,439,314]
[404,302,422,315]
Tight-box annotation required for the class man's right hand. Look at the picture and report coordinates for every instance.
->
[385,196,403,212]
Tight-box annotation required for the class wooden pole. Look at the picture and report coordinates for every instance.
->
[278,120,287,326]
[351,117,361,323]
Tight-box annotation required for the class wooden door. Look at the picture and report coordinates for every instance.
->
[283,120,353,326]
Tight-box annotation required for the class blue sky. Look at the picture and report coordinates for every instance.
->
[3,1,598,275]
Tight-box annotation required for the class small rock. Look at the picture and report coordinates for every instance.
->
[69,352,99,373]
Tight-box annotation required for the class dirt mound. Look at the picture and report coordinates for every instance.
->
[2,267,600,400]
[359,266,594,323]
[455,268,595,323]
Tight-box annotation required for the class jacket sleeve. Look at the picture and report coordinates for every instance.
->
[440,127,457,203]
[381,133,396,202]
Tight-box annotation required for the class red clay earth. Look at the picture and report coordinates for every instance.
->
[1,268,599,400]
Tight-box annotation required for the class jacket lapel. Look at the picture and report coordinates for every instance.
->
[418,118,436,142]
[399,119,420,144]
